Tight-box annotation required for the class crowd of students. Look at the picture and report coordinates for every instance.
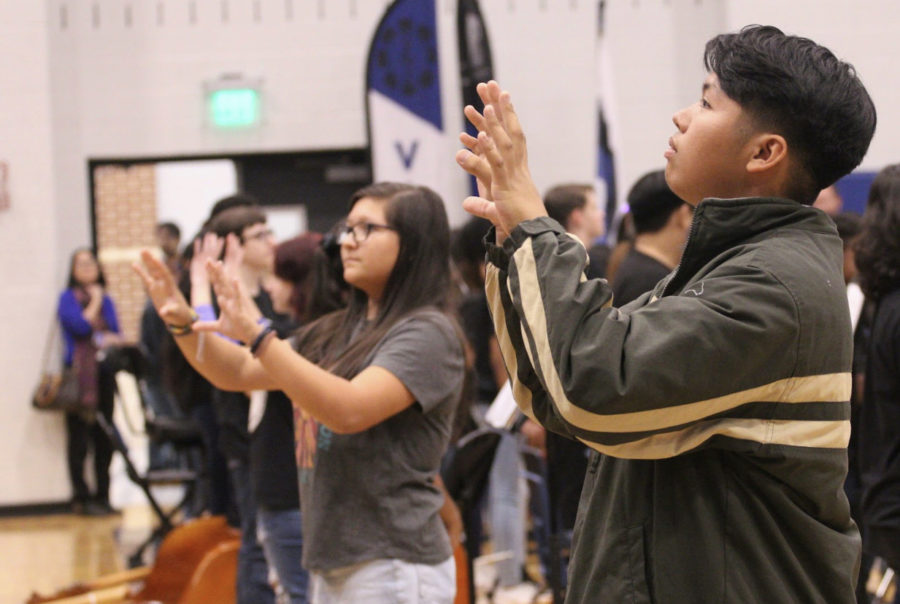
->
[54,23,900,604]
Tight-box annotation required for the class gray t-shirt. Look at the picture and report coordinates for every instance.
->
[296,310,465,571]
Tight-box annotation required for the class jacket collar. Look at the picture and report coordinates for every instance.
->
[662,197,836,296]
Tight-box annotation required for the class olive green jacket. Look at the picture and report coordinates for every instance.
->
[486,197,858,603]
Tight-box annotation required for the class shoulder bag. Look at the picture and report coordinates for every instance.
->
[32,319,81,412]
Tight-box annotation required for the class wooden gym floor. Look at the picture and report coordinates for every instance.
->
[0,505,155,604]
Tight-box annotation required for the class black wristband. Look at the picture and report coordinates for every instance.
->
[249,324,276,356]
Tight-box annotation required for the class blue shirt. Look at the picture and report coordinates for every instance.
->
[57,288,120,366]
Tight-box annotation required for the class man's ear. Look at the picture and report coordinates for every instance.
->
[567,207,584,233]
[746,133,788,174]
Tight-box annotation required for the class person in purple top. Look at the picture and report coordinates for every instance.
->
[57,247,122,516]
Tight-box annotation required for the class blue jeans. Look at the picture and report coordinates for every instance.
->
[230,460,276,604]
[310,557,455,604]
[257,506,309,604]
[488,432,525,586]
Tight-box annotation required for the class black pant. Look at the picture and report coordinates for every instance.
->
[65,362,116,503]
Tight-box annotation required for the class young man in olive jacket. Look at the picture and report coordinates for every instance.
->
[456,25,876,603]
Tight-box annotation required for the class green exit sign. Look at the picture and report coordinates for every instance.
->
[209,88,259,128]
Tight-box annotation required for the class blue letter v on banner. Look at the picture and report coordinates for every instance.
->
[394,140,419,170]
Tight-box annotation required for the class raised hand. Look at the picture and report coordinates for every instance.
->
[193,260,260,343]
[190,232,224,306]
[455,81,546,239]
[223,233,244,278]
[223,233,263,323]
[133,250,195,327]
[191,232,224,284]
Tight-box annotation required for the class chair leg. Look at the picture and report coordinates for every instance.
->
[94,413,174,531]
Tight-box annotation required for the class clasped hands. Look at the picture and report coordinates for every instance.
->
[133,233,263,345]
[456,80,547,241]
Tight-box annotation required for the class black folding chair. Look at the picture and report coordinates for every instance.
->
[442,427,504,603]
[98,345,206,566]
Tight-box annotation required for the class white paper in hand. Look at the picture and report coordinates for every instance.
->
[484,380,520,429]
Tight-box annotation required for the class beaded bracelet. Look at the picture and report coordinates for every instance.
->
[166,309,199,337]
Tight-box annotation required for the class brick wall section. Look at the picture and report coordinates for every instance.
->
[93,164,158,343]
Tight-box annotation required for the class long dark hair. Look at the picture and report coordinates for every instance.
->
[855,164,900,303]
[66,247,107,289]
[297,182,454,379]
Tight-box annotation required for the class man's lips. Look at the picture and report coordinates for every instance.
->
[665,137,677,159]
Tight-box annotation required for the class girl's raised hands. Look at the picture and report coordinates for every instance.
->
[133,250,195,327]
[192,259,261,344]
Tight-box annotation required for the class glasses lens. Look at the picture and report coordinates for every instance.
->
[246,228,272,241]
[352,224,369,242]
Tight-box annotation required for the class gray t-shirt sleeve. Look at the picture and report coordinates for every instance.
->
[369,312,465,413]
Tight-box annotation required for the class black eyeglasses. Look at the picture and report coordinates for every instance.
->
[242,228,275,242]
[339,222,396,244]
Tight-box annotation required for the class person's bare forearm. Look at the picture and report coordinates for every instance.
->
[171,331,276,392]
[253,335,414,434]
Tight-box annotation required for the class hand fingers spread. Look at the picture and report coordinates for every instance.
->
[459,132,480,152]
[486,81,502,103]
[477,81,503,109]
[224,233,242,262]
[142,250,177,286]
[206,260,232,294]
[483,81,506,128]
[206,259,224,279]
[477,131,506,182]
[483,105,513,153]
[462,196,499,225]
[475,83,491,109]
[499,91,526,148]
[230,278,244,306]
[455,149,494,183]
[140,249,163,275]
[132,260,152,287]
[463,105,486,133]
[198,232,224,259]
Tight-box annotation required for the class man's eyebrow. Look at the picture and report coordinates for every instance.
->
[702,78,722,94]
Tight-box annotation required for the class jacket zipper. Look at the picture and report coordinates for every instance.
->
[661,203,703,297]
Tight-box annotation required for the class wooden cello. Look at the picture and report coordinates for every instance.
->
[27,515,240,604]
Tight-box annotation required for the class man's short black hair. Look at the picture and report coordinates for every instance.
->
[157,221,180,240]
[704,25,876,203]
[627,170,685,235]
[207,205,267,240]
[208,192,260,220]
[544,184,593,229]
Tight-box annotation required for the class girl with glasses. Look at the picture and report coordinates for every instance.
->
[136,182,466,603]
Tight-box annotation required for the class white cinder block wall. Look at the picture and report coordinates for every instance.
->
[0,3,69,506]
[1,0,898,505]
